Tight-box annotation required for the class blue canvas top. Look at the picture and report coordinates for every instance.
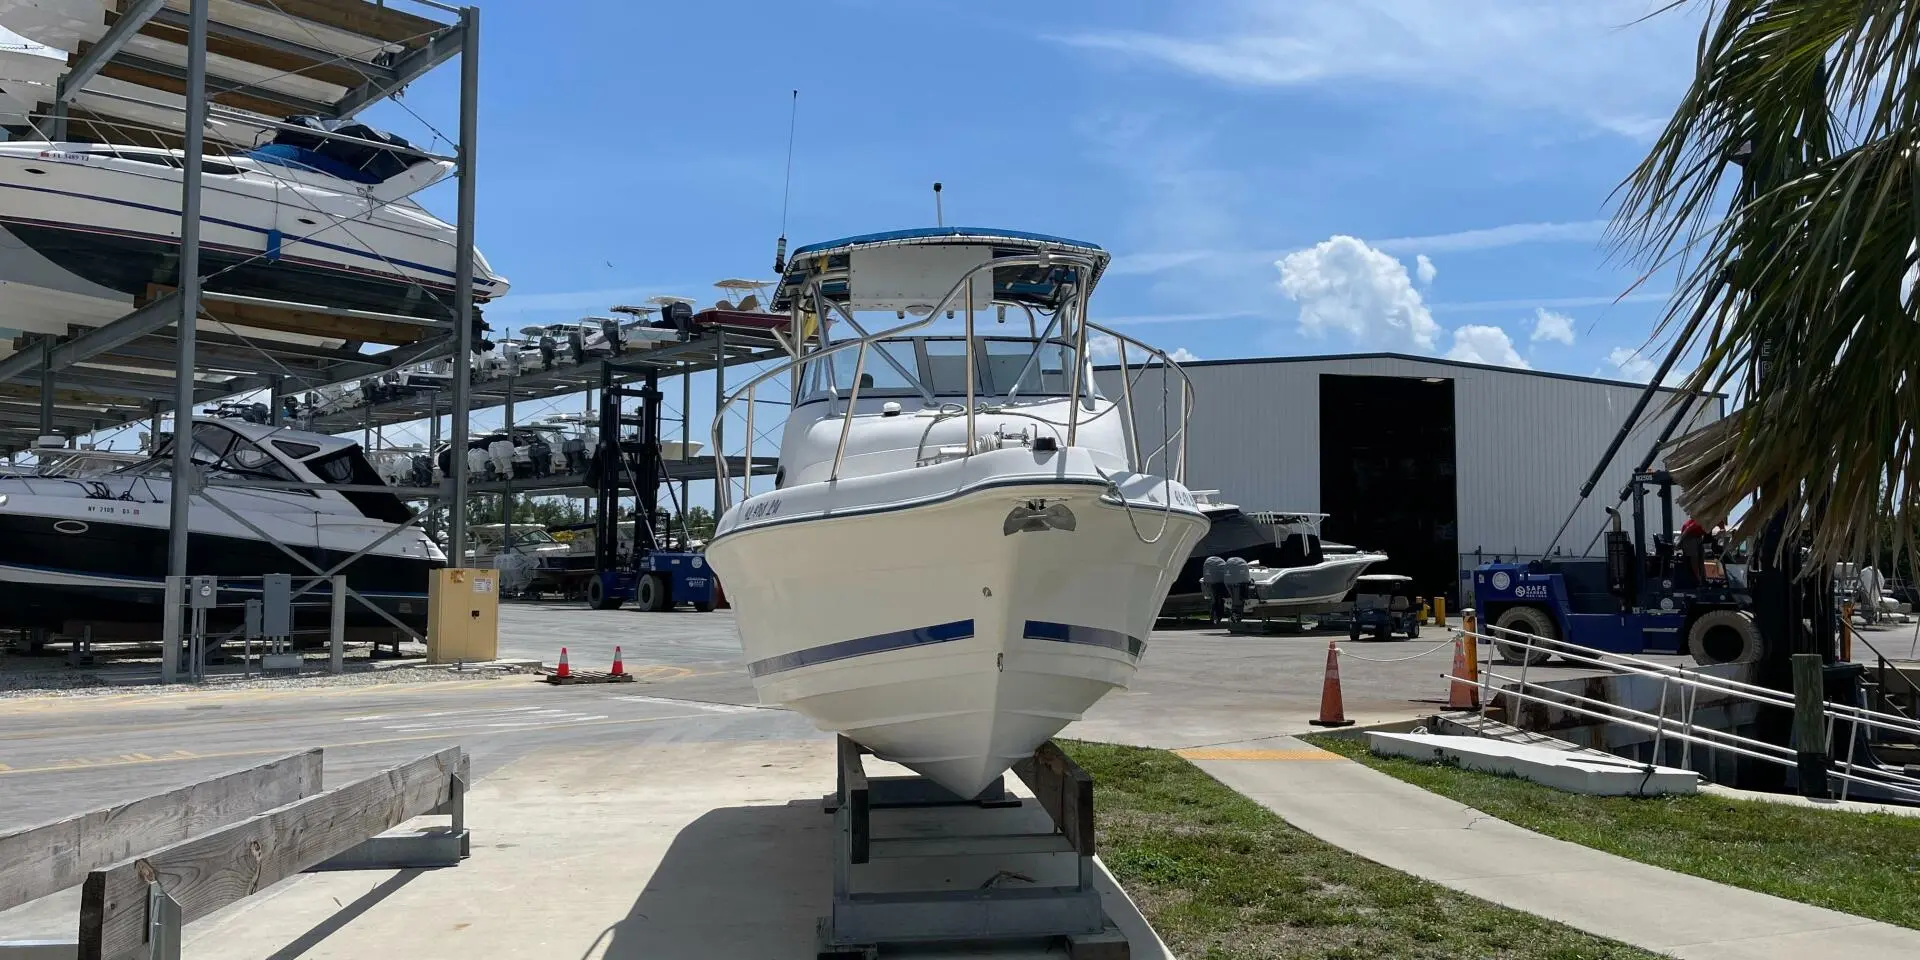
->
[788,226,1105,259]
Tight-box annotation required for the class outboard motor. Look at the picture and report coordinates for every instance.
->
[662,300,696,340]
[1201,556,1228,624]
[529,438,553,478]
[409,454,434,488]
[538,333,557,369]
[1225,556,1253,622]
[562,434,586,475]
[566,329,586,365]
[600,318,624,355]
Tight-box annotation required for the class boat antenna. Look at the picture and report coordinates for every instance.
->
[773,89,798,275]
[933,182,944,226]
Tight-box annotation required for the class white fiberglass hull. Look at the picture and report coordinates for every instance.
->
[1246,553,1387,610]
[707,448,1207,797]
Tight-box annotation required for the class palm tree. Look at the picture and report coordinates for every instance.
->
[1614,0,1920,568]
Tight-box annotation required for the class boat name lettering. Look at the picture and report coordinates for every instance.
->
[743,498,784,521]
[1172,489,1194,507]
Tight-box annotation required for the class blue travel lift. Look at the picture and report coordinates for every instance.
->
[583,368,716,613]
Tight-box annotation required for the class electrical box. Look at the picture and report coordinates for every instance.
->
[188,576,218,610]
[262,573,292,637]
[427,568,498,664]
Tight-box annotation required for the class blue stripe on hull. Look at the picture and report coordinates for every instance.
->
[747,619,974,678]
[1023,620,1146,658]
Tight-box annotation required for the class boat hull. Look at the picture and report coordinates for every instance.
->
[707,463,1206,797]
[1247,554,1386,611]
[0,500,437,633]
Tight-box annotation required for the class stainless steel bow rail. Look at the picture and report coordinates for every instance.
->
[819,736,1128,960]
[711,251,1195,512]
[1468,623,1920,803]
[0,748,469,960]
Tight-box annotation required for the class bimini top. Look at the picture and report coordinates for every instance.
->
[774,227,1109,313]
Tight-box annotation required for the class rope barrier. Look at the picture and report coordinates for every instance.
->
[1333,634,1461,663]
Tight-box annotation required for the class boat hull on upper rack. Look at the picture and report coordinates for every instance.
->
[0,142,505,337]
[706,447,1207,798]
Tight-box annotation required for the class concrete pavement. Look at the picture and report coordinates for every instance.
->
[1185,736,1920,960]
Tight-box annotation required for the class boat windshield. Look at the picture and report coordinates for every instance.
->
[802,336,1095,403]
[119,423,302,487]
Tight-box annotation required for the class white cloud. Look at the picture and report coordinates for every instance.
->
[1168,347,1202,363]
[1375,220,1609,255]
[1530,307,1576,345]
[1445,325,1529,368]
[1415,254,1437,285]
[1088,335,1200,365]
[1052,1,1699,138]
[1110,219,1609,278]
[1429,290,1672,314]
[1277,236,1440,351]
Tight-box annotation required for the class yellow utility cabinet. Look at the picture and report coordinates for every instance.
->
[428,568,499,663]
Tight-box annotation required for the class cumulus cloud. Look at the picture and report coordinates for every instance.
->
[1168,347,1202,363]
[1415,254,1437,285]
[1090,335,1200,365]
[1445,325,1529,368]
[1277,236,1441,352]
[1530,307,1576,345]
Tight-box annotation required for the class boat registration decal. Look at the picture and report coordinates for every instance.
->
[747,619,975,678]
[1022,621,1145,658]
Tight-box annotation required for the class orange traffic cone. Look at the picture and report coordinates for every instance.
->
[1308,639,1354,727]
[1448,638,1480,710]
[610,645,625,677]
[555,646,570,680]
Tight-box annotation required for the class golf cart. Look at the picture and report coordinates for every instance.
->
[1349,574,1421,640]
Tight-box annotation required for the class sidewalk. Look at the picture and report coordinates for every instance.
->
[1182,737,1920,960]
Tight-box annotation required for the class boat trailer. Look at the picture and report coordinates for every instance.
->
[818,736,1129,959]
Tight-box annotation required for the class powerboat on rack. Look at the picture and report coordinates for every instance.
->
[1163,499,1387,616]
[705,227,1210,798]
[0,418,443,633]
[0,117,507,339]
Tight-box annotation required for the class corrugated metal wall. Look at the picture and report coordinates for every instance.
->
[1095,354,1725,562]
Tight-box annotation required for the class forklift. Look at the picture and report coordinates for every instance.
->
[1474,471,1755,666]
[582,370,716,613]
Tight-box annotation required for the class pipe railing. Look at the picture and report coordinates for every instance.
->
[710,251,1195,511]
[1469,623,1920,803]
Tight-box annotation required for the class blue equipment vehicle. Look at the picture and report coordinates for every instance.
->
[1473,470,1755,666]
[582,373,715,613]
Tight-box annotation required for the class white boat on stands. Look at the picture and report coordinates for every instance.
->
[1240,513,1388,613]
[705,227,1209,798]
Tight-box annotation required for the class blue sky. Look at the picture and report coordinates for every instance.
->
[375,0,1706,392]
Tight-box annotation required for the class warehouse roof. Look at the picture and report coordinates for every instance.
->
[1096,351,1728,399]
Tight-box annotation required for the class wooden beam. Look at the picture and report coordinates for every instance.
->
[91,59,312,119]
[1013,740,1096,856]
[142,285,434,346]
[0,750,322,914]
[115,10,369,88]
[231,0,446,49]
[78,747,461,960]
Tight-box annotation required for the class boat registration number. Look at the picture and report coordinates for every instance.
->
[742,498,784,521]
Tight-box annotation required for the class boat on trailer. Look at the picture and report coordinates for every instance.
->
[705,227,1209,798]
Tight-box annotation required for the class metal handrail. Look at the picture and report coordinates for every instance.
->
[710,251,1195,511]
[1470,624,1920,802]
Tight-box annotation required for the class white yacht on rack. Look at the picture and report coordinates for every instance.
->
[0,418,442,633]
[0,118,507,339]
[705,228,1209,797]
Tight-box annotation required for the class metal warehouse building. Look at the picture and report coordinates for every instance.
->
[1098,353,1726,603]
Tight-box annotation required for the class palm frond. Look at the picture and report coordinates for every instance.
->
[1615,0,1920,569]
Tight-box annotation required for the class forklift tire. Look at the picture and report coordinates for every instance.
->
[585,576,620,611]
[693,599,715,613]
[1688,609,1761,665]
[635,574,670,612]
[1492,606,1556,665]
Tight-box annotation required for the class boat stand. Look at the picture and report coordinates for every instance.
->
[817,736,1128,959]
